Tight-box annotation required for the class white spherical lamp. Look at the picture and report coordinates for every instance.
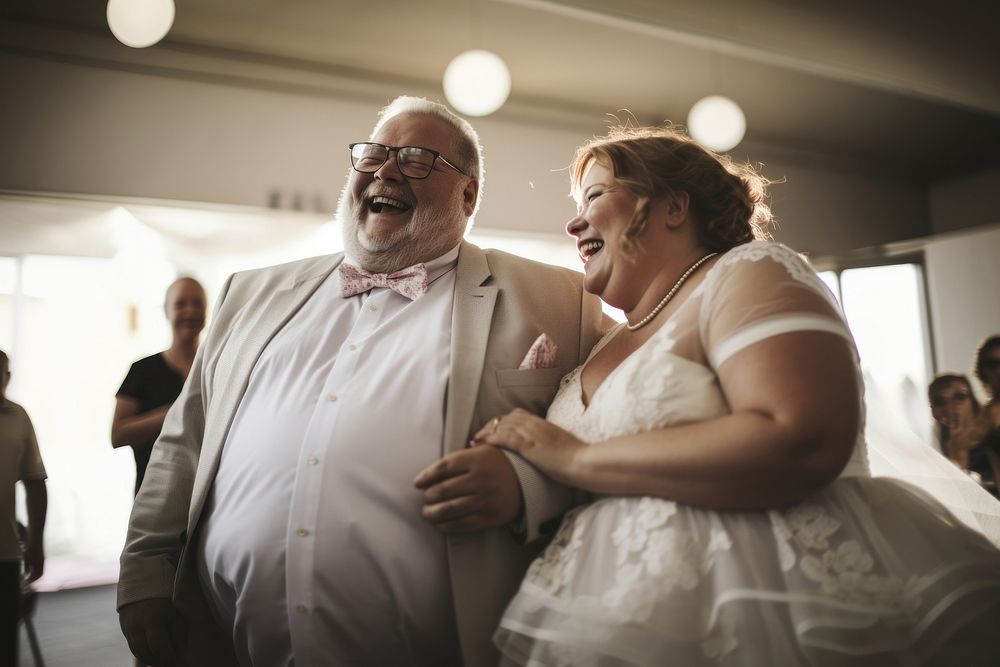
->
[687,95,746,152]
[443,50,511,117]
[107,0,175,48]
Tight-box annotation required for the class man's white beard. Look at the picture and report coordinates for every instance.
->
[338,189,466,273]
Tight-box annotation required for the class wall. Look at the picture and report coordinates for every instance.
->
[929,169,1000,235]
[925,224,1000,393]
[1,39,932,256]
[924,169,1000,389]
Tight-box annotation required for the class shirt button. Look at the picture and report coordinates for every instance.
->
[347,344,357,351]
[296,604,308,614]
[368,304,377,312]
[307,456,319,466]
[297,528,310,537]
[326,394,338,402]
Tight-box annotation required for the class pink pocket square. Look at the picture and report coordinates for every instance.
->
[519,333,558,369]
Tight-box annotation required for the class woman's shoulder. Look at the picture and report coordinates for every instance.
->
[706,240,818,288]
[125,352,173,379]
[716,240,807,267]
[131,352,166,368]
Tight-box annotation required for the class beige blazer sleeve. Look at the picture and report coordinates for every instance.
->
[116,274,233,610]
[473,247,607,542]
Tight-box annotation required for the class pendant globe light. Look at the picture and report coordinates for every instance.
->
[687,95,746,153]
[107,0,175,48]
[443,49,511,117]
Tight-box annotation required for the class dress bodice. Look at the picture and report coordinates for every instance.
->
[548,323,728,444]
[547,242,870,477]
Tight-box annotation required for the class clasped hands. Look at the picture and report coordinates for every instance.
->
[414,408,585,533]
[471,408,586,486]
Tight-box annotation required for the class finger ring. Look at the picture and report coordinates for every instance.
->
[491,417,502,432]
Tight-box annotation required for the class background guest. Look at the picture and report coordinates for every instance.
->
[928,372,997,495]
[0,349,48,666]
[111,277,207,494]
[973,335,1000,481]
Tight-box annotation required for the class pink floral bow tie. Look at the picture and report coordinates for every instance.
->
[339,262,429,300]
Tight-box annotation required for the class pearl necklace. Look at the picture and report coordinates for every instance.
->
[626,252,718,331]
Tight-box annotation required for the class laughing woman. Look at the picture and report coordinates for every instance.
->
[477,126,1000,666]
[112,277,207,495]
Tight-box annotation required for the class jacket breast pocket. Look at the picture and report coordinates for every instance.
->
[495,367,566,415]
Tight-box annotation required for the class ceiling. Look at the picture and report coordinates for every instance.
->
[3,0,1000,182]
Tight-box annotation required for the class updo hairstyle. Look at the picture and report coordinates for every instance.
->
[570,125,773,257]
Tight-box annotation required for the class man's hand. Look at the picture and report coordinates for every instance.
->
[414,446,523,532]
[118,598,184,667]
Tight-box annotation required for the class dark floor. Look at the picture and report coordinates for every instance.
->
[19,584,134,667]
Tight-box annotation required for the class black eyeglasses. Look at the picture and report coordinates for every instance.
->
[348,142,469,179]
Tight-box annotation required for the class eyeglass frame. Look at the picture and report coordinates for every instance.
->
[348,142,470,179]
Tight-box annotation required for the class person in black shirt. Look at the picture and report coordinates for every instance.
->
[112,277,207,494]
[974,335,1000,481]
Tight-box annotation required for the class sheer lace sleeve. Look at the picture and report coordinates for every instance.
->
[699,241,855,369]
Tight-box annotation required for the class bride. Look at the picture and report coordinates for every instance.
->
[475,126,1000,666]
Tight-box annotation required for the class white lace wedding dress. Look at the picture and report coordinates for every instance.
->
[494,242,1000,666]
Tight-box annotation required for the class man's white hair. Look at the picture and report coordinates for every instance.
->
[370,96,485,220]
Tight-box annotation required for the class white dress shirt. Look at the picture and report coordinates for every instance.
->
[197,245,463,666]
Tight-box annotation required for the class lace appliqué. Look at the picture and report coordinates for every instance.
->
[601,498,732,624]
[770,501,928,618]
[525,505,587,597]
[547,368,604,445]
[711,240,819,291]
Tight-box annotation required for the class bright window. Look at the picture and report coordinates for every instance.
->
[838,263,932,443]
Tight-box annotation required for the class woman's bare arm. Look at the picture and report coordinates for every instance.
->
[111,396,170,449]
[476,330,859,511]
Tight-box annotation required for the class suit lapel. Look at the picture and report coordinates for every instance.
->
[443,242,496,454]
[189,255,343,527]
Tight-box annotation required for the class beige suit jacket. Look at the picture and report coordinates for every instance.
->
[118,241,607,666]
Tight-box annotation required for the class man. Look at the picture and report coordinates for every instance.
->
[0,349,47,666]
[117,96,607,666]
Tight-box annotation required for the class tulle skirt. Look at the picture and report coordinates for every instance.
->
[495,477,1000,666]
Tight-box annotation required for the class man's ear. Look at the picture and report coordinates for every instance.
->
[664,191,690,229]
[462,179,479,217]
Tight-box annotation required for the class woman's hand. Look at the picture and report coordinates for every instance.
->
[473,408,587,485]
